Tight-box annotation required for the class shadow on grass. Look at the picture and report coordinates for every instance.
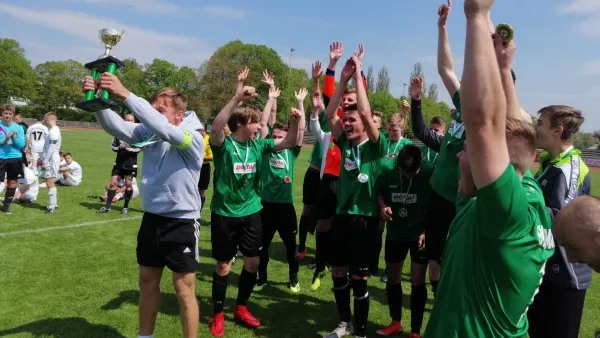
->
[0,317,126,337]
[78,202,144,214]
[16,201,48,211]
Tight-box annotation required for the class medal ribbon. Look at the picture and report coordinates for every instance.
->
[229,136,249,172]
[400,177,413,208]
[274,150,289,173]
[352,139,368,172]
[387,139,402,157]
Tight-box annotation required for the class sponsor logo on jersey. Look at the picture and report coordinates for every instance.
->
[384,153,398,160]
[233,162,256,174]
[537,225,555,250]
[270,158,285,169]
[391,193,417,203]
[449,120,465,138]
[344,159,357,171]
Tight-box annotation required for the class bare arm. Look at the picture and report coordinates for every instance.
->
[462,1,509,188]
[494,37,528,122]
[274,108,301,151]
[294,88,308,146]
[353,57,379,143]
[259,90,278,139]
[269,98,277,127]
[325,81,345,140]
[437,1,461,97]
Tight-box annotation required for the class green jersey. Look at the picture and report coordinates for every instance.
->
[260,146,301,203]
[211,136,275,217]
[429,90,465,203]
[335,131,388,217]
[424,165,555,338]
[378,160,434,242]
[383,137,413,161]
[420,144,439,164]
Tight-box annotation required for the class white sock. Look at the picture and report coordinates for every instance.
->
[138,335,153,338]
[0,182,5,194]
[48,187,57,208]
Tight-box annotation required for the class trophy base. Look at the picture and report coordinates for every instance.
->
[75,97,118,112]
[84,56,125,73]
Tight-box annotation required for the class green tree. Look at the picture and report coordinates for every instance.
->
[0,39,38,103]
[410,63,426,97]
[573,132,597,150]
[144,59,178,90]
[369,90,399,123]
[118,58,151,100]
[34,60,87,110]
[165,66,200,100]
[375,66,390,93]
[427,83,439,102]
[366,65,375,91]
[403,96,451,138]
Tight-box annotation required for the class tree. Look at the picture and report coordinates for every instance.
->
[118,58,151,100]
[165,66,200,100]
[427,83,439,102]
[573,132,597,150]
[34,60,87,110]
[376,66,390,93]
[366,65,375,92]
[144,59,178,90]
[368,90,399,123]
[410,62,426,97]
[0,39,38,103]
[403,96,452,138]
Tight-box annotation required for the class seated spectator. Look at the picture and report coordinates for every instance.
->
[57,152,82,187]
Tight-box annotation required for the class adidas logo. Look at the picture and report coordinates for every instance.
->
[183,247,191,253]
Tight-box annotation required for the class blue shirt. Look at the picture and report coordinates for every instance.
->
[0,121,26,159]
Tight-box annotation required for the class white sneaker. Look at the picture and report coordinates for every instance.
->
[324,321,353,338]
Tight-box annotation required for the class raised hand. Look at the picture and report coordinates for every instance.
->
[235,86,257,101]
[312,61,323,80]
[329,41,344,63]
[99,73,129,100]
[409,77,424,100]
[238,67,249,82]
[357,44,365,62]
[295,88,308,102]
[262,70,275,88]
[351,55,362,79]
[268,87,281,99]
[401,100,410,116]
[312,92,324,112]
[380,205,393,222]
[290,107,302,122]
[464,0,494,17]
[438,0,452,27]
[493,33,515,71]
[340,57,356,83]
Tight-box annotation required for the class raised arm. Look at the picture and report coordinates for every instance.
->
[493,37,529,122]
[409,77,443,151]
[352,56,379,143]
[294,88,307,146]
[437,0,461,97]
[259,87,279,139]
[462,0,509,188]
[274,108,301,152]
[326,69,350,141]
[324,42,344,99]
[210,68,256,146]
[310,92,327,142]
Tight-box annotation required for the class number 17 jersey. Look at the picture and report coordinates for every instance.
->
[27,123,49,153]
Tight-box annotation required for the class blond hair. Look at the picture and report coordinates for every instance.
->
[150,88,188,112]
[387,113,405,128]
[227,104,261,132]
[505,117,537,175]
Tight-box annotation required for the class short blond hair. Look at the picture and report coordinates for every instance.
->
[387,113,405,128]
[227,104,261,132]
[150,88,188,112]
[505,117,537,175]
[45,111,57,120]
[1,104,15,114]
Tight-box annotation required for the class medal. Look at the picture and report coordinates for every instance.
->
[241,173,248,182]
[284,175,291,184]
[496,23,514,42]
[358,173,369,183]
[399,208,408,218]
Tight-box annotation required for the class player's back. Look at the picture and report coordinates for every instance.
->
[27,123,49,153]
[43,126,61,157]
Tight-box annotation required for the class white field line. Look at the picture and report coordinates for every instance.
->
[0,196,305,238]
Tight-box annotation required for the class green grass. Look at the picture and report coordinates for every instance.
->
[0,129,598,337]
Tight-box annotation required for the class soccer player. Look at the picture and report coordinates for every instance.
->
[97,113,141,214]
[324,55,387,338]
[255,88,307,293]
[420,117,445,164]
[376,145,433,338]
[198,127,212,214]
[423,0,554,336]
[57,152,83,187]
[83,72,204,338]
[0,104,26,214]
[527,105,591,338]
[38,112,61,214]
[208,68,300,337]
[14,162,40,203]
[26,115,48,175]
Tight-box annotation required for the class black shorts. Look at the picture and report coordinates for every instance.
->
[328,214,380,276]
[136,212,200,273]
[111,164,137,178]
[385,239,428,265]
[315,174,338,220]
[211,211,262,261]
[423,190,456,261]
[302,167,321,205]
[0,158,24,180]
[198,162,211,191]
[261,201,297,236]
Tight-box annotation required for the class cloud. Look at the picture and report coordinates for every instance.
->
[0,4,211,66]
[198,5,246,20]
[559,0,600,14]
[560,0,600,37]
[580,59,600,75]
[73,0,180,14]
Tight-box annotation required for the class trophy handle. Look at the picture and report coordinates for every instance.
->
[100,63,117,100]
[85,69,100,101]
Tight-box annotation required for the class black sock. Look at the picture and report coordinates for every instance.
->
[237,268,257,306]
[410,284,428,334]
[333,276,351,323]
[212,272,229,314]
[431,280,439,298]
[200,195,206,212]
[298,215,308,252]
[3,187,16,209]
[386,282,403,322]
[123,189,132,208]
[352,278,370,337]
[315,230,330,273]
[105,190,116,208]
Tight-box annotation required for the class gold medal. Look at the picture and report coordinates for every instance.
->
[496,23,514,42]
[399,208,408,218]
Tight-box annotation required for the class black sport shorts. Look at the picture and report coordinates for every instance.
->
[302,167,321,205]
[111,164,137,178]
[423,190,456,262]
[328,214,379,277]
[136,212,200,273]
[211,211,262,262]
[385,239,428,265]
[0,158,24,180]
[198,162,211,191]
[261,201,297,236]
[315,173,338,220]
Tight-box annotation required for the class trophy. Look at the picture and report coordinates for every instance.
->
[75,28,126,112]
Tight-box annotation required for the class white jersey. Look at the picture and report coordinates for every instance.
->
[27,123,49,153]
[42,126,61,162]
[67,161,83,184]
[18,167,39,200]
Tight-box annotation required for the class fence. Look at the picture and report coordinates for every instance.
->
[23,118,102,130]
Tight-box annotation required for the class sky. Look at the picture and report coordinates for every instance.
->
[0,0,598,131]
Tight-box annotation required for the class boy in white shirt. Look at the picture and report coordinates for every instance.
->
[26,115,48,175]
[57,152,82,187]
[38,112,61,214]
[15,164,40,202]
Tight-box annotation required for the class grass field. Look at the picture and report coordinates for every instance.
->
[0,129,598,338]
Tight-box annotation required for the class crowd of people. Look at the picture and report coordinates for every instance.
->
[2,0,600,337]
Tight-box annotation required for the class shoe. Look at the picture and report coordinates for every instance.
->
[376,321,403,336]
[380,274,388,283]
[289,275,300,293]
[3,208,12,215]
[233,305,260,328]
[311,267,329,291]
[324,321,353,338]
[121,207,128,214]
[253,281,266,292]
[96,207,110,214]
[230,255,237,265]
[45,207,55,214]
[408,333,421,338]
[209,312,225,337]
[298,248,307,260]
